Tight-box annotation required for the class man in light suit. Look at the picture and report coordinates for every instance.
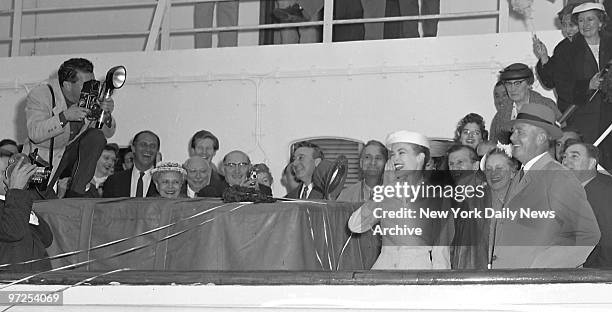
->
[563,142,612,267]
[103,130,159,198]
[490,104,600,268]
[24,58,116,197]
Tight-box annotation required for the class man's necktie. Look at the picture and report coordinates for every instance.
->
[136,172,145,197]
[511,104,518,120]
[300,185,308,199]
[519,167,525,182]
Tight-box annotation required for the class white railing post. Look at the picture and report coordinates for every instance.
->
[160,0,171,50]
[322,0,334,43]
[10,0,23,57]
[498,0,509,33]
[145,0,169,51]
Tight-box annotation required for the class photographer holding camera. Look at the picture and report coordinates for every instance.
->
[0,151,53,272]
[24,58,116,198]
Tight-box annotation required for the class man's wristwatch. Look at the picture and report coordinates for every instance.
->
[58,112,67,127]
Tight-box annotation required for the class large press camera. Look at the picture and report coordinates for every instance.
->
[78,66,126,129]
[4,149,52,191]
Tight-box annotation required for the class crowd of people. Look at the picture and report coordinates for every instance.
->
[1,1,612,273]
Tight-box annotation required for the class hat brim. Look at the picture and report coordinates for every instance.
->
[506,119,563,140]
[572,3,606,14]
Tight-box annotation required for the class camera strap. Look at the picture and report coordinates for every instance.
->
[47,84,55,170]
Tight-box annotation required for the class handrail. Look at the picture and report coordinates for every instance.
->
[2,0,508,55]
[0,11,503,42]
[331,11,501,25]
[0,0,234,15]
[2,269,612,286]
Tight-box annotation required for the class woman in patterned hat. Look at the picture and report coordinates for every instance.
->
[151,162,187,199]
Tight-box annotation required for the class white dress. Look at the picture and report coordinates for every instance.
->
[348,200,451,270]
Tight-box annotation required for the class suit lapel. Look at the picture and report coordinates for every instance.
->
[146,181,159,197]
[600,35,610,71]
[505,173,530,205]
[120,170,132,197]
[504,153,554,205]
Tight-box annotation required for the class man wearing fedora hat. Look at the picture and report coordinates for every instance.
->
[348,130,452,269]
[490,63,562,144]
[489,103,600,268]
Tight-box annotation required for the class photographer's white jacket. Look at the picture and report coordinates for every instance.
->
[22,73,116,182]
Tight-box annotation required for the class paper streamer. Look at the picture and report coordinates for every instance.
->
[511,0,535,32]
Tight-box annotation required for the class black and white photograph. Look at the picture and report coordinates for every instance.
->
[1,0,612,310]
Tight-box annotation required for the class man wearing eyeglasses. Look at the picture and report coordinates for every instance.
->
[199,150,272,197]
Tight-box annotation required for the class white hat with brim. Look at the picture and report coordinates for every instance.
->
[385,130,430,149]
[572,2,605,14]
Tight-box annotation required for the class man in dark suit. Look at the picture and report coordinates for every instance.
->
[182,156,211,198]
[103,130,160,198]
[199,150,272,197]
[0,151,53,272]
[446,144,480,184]
[490,104,600,268]
[563,142,612,267]
[285,141,324,200]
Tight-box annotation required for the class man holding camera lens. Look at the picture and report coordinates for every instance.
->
[0,151,53,272]
[199,150,272,197]
[24,58,116,198]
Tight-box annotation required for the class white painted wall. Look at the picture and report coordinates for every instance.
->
[0,0,564,57]
[0,30,563,196]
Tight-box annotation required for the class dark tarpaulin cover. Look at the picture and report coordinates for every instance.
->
[34,198,380,271]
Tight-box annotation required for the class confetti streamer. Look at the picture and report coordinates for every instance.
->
[511,0,535,33]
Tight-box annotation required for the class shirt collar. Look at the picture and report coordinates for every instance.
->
[132,167,152,177]
[92,175,108,188]
[582,174,597,187]
[523,152,548,171]
[187,185,196,198]
[0,194,4,201]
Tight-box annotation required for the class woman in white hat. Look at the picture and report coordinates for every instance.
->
[151,162,187,199]
[555,2,612,168]
[347,130,452,270]
[532,0,589,89]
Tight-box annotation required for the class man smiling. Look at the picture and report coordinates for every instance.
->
[103,130,160,198]
[563,142,612,268]
[182,156,212,198]
[489,104,600,268]
[286,141,324,200]
[338,140,387,202]
[199,150,272,197]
